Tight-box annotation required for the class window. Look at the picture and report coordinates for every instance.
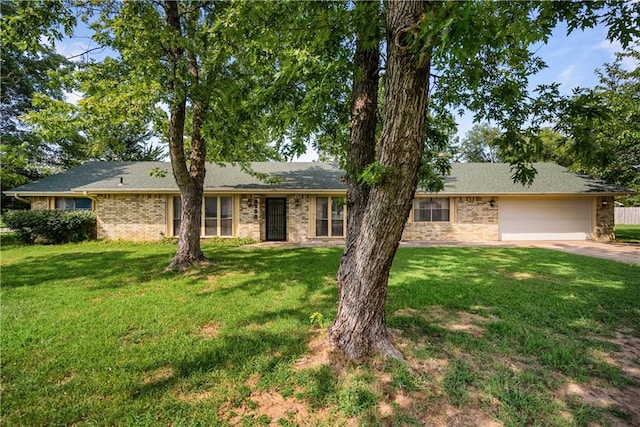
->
[413,198,449,222]
[205,196,233,237]
[316,196,345,237]
[172,195,233,237]
[55,197,92,211]
[173,196,182,236]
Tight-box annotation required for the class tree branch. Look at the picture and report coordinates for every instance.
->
[65,46,108,61]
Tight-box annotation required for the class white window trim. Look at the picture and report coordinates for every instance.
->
[203,196,234,237]
[411,197,451,223]
[170,195,236,238]
[312,195,346,238]
[54,197,93,211]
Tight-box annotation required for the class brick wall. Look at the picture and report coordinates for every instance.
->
[96,194,167,241]
[287,195,311,242]
[594,196,615,241]
[29,193,614,243]
[402,222,499,241]
[237,194,261,240]
[30,197,49,210]
[402,197,499,241]
[456,198,498,224]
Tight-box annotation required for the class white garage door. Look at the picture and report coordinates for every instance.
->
[499,198,592,241]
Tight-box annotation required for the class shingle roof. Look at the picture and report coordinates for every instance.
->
[6,162,346,194]
[5,161,630,196]
[436,162,628,195]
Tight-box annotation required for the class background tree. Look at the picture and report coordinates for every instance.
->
[457,123,502,163]
[1,0,165,211]
[23,56,167,166]
[555,49,640,205]
[0,0,73,209]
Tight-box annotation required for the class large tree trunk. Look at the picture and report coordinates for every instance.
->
[342,0,380,251]
[329,0,432,360]
[164,0,208,271]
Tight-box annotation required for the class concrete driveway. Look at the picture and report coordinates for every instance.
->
[399,240,640,265]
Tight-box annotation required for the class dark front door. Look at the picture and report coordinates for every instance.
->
[266,198,287,241]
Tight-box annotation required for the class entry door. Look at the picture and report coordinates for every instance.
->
[266,198,287,241]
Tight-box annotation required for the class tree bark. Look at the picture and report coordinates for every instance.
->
[329,0,432,360]
[164,0,208,271]
[342,0,380,252]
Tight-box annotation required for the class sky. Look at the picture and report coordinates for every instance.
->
[55,18,636,162]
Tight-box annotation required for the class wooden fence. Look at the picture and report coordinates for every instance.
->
[615,207,640,224]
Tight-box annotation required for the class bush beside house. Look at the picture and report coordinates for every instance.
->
[4,210,96,244]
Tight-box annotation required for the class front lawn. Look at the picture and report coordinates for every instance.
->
[1,240,639,426]
[616,224,640,243]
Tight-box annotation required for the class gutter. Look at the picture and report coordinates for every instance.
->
[82,191,98,203]
[10,194,31,205]
[82,191,99,210]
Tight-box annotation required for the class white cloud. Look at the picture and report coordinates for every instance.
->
[594,39,639,71]
[595,39,621,57]
[558,65,576,86]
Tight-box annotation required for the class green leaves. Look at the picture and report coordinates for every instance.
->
[356,161,393,186]
[555,48,640,203]
[3,209,96,244]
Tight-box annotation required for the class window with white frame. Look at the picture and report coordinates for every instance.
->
[172,196,233,237]
[413,198,449,222]
[316,196,345,237]
[55,197,92,211]
[204,196,233,237]
[173,196,182,236]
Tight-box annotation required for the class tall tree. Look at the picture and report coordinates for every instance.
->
[1,0,165,212]
[76,1,350,270]
[457,123,502,163]
[0,0,74,208]
[556,49,640,204]
[328,0,639,359]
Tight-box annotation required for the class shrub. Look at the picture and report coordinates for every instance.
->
[3,210,96,244]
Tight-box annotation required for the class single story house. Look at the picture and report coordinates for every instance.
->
[4,161,630,243]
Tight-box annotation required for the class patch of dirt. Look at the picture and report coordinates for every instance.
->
[55,372,75,386]
[246,374,260,388]
[555,330,640,426]
[217,335,352,425]
[199,322,220,339]
[253,326,639,426]
[418,403,503,427]
[226,389,336,426]
[200,271,249,293]
[293,331,351,374]
[597,332,640,382]
[559,381,640,426]
[141,367,174,385]
[407,356,450,378]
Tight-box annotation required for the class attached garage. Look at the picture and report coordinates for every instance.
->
[499,198,593,241]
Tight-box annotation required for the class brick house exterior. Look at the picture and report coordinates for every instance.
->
[6,162,626,243]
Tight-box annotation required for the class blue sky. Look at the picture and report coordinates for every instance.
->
[55,19,634,162]
[443,21,636,159]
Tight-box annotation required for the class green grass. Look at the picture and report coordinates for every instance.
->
[616,224,640,243]
[1,240,639,426]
